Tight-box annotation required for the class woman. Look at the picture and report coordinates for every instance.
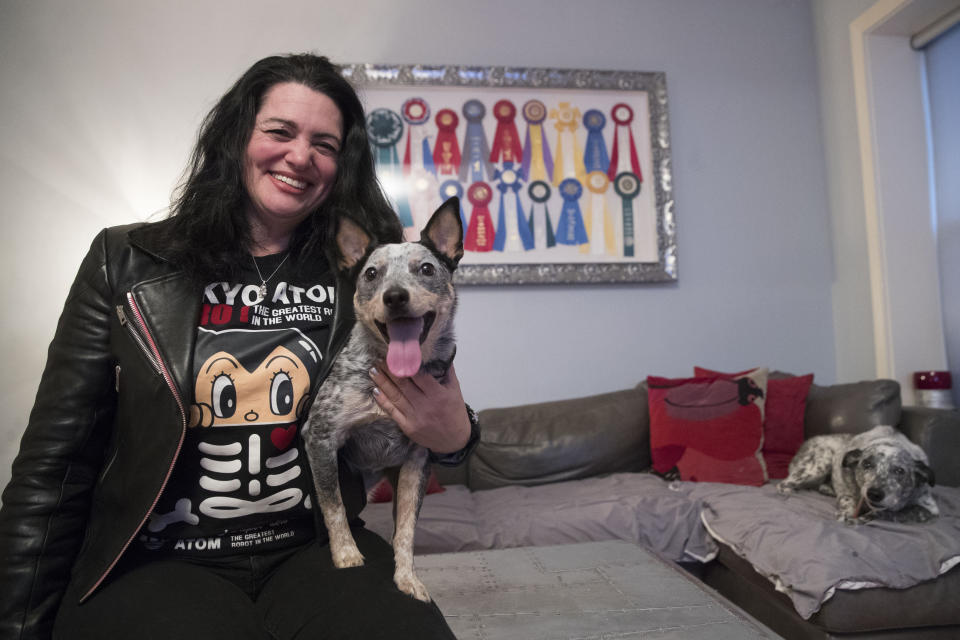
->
[0,54,477,640]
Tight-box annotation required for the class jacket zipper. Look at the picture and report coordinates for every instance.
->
[81,292,187,602]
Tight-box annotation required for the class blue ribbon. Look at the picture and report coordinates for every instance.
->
[556,178,589,246]
[582,109,610,174]
[459,99,494,183]
[439,180,467,231]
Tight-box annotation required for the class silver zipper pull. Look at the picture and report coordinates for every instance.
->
[115,365,121,393]
[116,305,128,326]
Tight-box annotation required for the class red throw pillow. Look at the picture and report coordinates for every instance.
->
[367,470,446,503]
[695,367,813,479]
[647,369,768,485]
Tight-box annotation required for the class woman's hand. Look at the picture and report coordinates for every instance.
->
[370,363,471,454]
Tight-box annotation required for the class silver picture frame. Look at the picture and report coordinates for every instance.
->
[342,63,677,285]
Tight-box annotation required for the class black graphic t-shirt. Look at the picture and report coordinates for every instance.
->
[138,253,335,556]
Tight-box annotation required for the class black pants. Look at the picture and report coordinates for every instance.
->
[53,528,455,640]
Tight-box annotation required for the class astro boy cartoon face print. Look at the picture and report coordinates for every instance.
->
[190,327,321,429]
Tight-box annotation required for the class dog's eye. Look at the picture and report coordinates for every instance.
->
[862,460,874,470]
[420,262,436,277]
[363,267,378,282]
[892,466,905,476]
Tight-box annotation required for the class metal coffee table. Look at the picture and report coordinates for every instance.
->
[418,540,782,639]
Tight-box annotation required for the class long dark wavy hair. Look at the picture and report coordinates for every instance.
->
[155,53,401,282]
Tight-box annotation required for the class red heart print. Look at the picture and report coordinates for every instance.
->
[271,424,297,451]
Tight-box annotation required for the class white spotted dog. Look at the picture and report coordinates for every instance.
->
[777,425,938,524]
[302,197,463,602]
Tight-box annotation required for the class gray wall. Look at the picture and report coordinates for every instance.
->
[0,0,838,485]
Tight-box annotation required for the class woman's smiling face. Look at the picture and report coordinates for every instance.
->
[243,82,343,248]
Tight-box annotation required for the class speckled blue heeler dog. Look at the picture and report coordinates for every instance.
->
[777,425,938,525]
[302,197,463,602]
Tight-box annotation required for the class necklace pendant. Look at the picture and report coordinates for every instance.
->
[259,283,268,298]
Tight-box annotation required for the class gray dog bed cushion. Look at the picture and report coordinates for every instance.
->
[690,482,960,620]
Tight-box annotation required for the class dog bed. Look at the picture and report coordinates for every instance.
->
[689,482,960,619]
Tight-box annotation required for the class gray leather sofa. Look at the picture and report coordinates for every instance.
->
[362,378,960,639]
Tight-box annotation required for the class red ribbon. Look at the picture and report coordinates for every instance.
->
[489,100,523,164]
[432,109,461,176]
[401,98,429,175]
[607,103,643,182]
[465,182,495,252]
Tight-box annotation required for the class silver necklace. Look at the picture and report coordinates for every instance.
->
[251,252,290,304]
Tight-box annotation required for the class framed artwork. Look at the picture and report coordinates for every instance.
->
[342,63,677,285]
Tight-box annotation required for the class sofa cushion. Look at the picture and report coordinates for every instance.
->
[469,387,649,490]
[647,370,768,485]
[696,367,814,479]
[361,473,718,563]
[804,378,901,438]
[689,481,960,623]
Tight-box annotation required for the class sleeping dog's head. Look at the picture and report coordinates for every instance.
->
[334,197,463,378]
[842,442,936,514]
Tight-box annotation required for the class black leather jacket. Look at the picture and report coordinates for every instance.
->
[0,223,452,639]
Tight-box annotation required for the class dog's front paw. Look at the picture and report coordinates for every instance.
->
[395,571,431,602]
[776,481,795,496]
[331,542,365,568]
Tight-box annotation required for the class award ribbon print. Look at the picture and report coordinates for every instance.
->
[465,181,495,252]
[607,102,643,184]
[614,171,641,257]
[520,99,554,182]
[492,162,534,252]
[556,178,589,247]
[432,109,461,176]
[527,180,556,249]
[489,99,523,164]
[584,171,616,256]
[550,102,587,187]
[459,99,494,183]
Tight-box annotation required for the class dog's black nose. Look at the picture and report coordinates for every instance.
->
[867,488,885,503]
[383,287,409,309]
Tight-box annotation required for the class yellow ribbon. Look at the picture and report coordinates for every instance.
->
[583,171,616,256]
[550,102,587,187]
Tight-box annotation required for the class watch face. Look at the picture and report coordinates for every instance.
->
[614,172,641,198]
[401,98,430,125]
[559,178,583,200]
[522,99,546,124]
[366,108,403,146]
[528,180,551,203]
[462,99,485,121]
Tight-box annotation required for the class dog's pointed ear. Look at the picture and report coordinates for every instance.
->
[842,449,863,469]
[335,216,373,271]
[914,460,936,487]
[420,197,464,270]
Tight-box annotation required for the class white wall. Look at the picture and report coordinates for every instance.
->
[927,25,960,407]
[0,0,838,486]
[810,0,879,383]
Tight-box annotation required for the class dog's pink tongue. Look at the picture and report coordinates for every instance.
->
[386,317,424,377]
